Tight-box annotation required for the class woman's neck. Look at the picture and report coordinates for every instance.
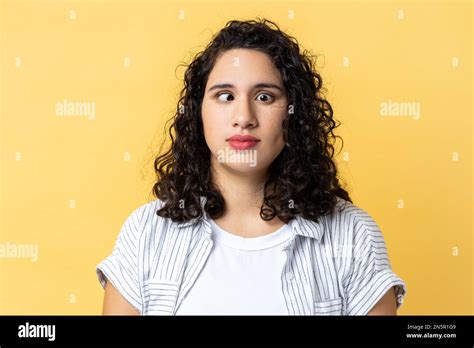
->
[210,159,285,237]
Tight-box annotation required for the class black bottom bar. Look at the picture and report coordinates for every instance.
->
[0,315,472,346]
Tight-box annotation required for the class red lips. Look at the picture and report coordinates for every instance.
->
[226,134,260,150]
[226,134,260,142]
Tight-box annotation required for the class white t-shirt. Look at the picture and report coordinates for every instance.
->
[174,218,293,315]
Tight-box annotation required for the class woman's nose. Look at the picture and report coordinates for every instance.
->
[231,97,258,128]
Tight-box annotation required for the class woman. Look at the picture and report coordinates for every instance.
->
[97,18,406,315]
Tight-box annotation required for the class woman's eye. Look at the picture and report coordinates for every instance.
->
[215,92,273,102]
[217,93,234,102]
[256,93,273,102]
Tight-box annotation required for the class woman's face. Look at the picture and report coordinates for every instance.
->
[201,48,288,175]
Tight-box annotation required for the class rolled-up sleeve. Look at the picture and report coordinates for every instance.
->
[96,207,143,313]
[344,213,407,315]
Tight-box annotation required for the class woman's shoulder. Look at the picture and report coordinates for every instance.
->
[119,199,168,239]
[131,198,165,217]
[322,197,385,244]
[333,197,380,223]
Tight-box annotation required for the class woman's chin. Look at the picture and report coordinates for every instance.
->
[221,162,262,174]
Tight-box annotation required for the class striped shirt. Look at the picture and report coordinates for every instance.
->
[96,196,407,315]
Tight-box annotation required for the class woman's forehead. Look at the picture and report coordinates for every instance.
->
[207,48,283,87]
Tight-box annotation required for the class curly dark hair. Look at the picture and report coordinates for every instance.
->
[152,17,352,224]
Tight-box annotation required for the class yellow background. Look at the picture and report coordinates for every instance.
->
[0,0,472,314]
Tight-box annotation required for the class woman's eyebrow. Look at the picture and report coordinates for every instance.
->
[207,82,283,93]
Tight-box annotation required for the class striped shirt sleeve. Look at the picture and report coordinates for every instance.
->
[343,210,407,315]
[96,207,143,313]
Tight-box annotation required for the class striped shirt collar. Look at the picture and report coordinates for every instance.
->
[175,196,324,242]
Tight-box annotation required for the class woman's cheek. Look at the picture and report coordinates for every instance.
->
[202,111,225,153]
[263,116,285,147]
